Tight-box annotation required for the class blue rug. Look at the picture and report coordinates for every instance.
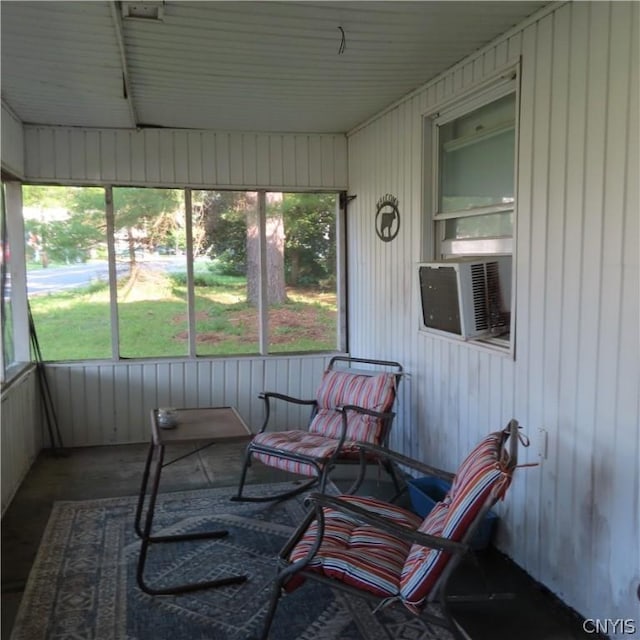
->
[10,483,453,640]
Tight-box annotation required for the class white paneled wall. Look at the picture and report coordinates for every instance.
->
[1,367,42,514]
[45,355,334,446]
[6,0,638,631]
[1,102,25,177]
[23,128,348,190]
[348,1,638,633]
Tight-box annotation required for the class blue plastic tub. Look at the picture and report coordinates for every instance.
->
[407,476,498,550]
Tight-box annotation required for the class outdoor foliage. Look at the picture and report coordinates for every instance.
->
[113,187,184,263]
[24,186,106,265]
[24,187,339,360]
[29,272,337,360]
[194,191,337,288]
[194,190,251,275]
[282,193,336,288]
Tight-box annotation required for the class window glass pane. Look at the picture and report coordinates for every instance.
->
[24,186,112,361]
[114,187,187,358]
[192,190,259,356]
[439,93,515,214]
[268,193,338,354]
[1,183,15,374]
[445,211,513,240]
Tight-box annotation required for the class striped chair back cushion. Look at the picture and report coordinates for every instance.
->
[308,370,397,444]
[399,431,512,612]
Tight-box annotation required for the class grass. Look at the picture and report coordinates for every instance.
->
[30,285,113,360]
[29,268,337,361]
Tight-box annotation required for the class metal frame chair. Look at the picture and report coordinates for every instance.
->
[232,356,404,502]
[258,419,528,640]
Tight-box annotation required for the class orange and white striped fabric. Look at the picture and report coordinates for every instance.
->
[251,370,397,477]
[400,431,512,611]
[285,430,513,614]
[287,495,422,597]
[309,370,397,443]
[252,431,338,476]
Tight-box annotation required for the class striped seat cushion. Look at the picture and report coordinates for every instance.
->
[309,370,397,444]
[287,496,422,597]
[399,431,512,612]
[252,431,341,477]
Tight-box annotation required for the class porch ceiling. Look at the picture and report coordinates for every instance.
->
[1,1,547,133]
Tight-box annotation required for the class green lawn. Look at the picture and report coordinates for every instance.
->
[30,270,337,361]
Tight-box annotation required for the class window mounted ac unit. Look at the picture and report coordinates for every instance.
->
[418,257,512,339]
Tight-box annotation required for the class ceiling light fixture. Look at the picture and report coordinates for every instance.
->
[121,1,165,22]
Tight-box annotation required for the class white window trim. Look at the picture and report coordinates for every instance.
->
[421,67,520,358]
[433,75,518,256]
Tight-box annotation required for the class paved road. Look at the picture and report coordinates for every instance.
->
[27,257,186,296]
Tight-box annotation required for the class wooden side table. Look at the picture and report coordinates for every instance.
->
[134,406,252,595]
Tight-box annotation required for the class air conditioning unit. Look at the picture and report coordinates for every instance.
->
[418,257,512,339]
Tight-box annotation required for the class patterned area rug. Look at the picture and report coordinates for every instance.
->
[11,483,453,640]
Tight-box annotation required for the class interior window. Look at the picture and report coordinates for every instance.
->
[435,90,516,258]
[424,75,518,351]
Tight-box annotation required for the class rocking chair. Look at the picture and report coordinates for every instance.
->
[232,356,404,502]
[259,419,528,640]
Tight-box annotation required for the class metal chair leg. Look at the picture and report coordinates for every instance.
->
[232,445,253,501]
[231,476,319,503]
[258,579,286,640]
[344,454,368,495]
[231,446,323,503]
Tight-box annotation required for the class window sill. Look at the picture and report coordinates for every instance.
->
[0,362,36,394]
[417,327,514,359]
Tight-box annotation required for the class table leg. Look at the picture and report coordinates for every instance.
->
[135,442,248,595]
[134,442,155,539]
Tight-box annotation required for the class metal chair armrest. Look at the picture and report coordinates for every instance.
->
[356,441,456,483]
[337,404,396,421]
[256,392,317,434]
[259,391,317,405]
[323,406,397,465]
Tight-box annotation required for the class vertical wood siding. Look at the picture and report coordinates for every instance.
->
[1,368,41,514]
[347,1,638,631]
[22,128,348,190]
[1,102,25,178]
[44,355,334,446]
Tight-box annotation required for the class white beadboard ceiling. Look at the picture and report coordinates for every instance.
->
[1,1,548,133]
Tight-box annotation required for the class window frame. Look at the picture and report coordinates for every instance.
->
[20,184,347,363]
[431,73,519,259]
[1,178,30,384]
[422,69,520,356]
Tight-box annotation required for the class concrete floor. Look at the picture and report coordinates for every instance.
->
[2,441,603,640]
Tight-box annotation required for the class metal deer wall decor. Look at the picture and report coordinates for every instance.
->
[375,194,400,242]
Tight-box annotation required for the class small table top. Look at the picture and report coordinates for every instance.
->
[150,406,252,445]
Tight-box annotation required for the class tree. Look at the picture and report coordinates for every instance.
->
[199,191,336,304]
[282,193,336,288]
[112,188,182,264]
[23,186,105,266]
[195,191,286,305]
[194,190,249,273]
[22,186,184,269]
[265,193,287,304]
[246,192,286,306]
[36,212,104,264]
